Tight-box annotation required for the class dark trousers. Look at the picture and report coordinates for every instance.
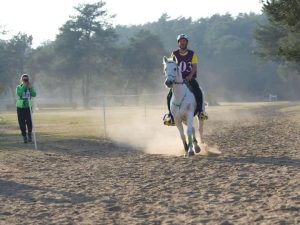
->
[17,108,32,136]
[167,78,203,113]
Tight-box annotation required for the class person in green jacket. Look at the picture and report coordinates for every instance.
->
[16,74,37,143]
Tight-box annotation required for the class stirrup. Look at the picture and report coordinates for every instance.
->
[199,112,208,121]
[163,113,175,126]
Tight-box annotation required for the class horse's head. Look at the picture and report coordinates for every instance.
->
[163,56,181,88]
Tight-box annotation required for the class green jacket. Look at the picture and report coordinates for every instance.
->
[16,84,37,108]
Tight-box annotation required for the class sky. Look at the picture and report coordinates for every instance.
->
[0,0,263,47]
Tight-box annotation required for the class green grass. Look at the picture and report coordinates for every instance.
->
[0,107,155,156]
[0,109,106,155]
[280,104,300,125]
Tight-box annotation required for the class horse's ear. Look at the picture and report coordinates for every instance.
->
[172,55,178,64]
[163,56,168,64]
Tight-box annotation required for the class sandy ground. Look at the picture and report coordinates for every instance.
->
[0,103,300,225]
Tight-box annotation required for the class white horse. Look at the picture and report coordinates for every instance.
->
[163,56,204,157]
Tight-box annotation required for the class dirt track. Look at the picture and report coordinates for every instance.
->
[0,103,300,225]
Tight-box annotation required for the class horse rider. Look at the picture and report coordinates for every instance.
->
[164,34,208,126]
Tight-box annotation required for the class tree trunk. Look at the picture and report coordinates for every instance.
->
[82,75,86,107]
[10,81,17,105]
[85,72,91,108]
[82,73,91,108]
[67,80,73,104]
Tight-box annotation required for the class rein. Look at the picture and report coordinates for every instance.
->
[172,87,187,110]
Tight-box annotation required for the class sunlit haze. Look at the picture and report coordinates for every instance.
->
[0,0,262,47]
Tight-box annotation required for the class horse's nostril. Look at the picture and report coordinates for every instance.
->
[165,80,171,87]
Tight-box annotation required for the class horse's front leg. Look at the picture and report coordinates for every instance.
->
[186,113,195,157]
[175,119,188,153]
[192,127,201,153]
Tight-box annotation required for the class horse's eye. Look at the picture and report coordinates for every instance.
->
[174,68,177,71]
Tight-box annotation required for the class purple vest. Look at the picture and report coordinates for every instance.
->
[172,49,197,79]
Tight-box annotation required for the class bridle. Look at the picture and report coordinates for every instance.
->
[164,61,184,85]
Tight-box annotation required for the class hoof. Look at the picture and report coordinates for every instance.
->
[188,150,195,157]
[194,145,201,153]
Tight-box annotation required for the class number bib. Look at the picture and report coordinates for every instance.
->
[22,90,30,99]
[179,61,193,75]
[172,49,196,79]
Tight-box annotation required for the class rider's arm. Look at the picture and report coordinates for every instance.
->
[16,85,26,98]
[190,63,197,78]
[29,85,37,97]
[187,53,198,80]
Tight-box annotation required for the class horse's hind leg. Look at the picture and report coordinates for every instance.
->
[198,119,204,144]
[192,127,197,143]
[192,127,201,153]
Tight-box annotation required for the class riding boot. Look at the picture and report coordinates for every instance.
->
[163,113,175,126]
[164,90,175,126]
[197,103,203,114]
[199,111,208,120]
[169,113,175,124]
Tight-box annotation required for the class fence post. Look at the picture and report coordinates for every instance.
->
[102,96,107,138]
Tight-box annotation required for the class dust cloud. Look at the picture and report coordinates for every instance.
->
[107,114,185,156]
[102,102,268,156]
[104,106,223,156]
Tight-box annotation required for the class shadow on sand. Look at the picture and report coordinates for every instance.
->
[0,179,96,204]
[0,132,142,158]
